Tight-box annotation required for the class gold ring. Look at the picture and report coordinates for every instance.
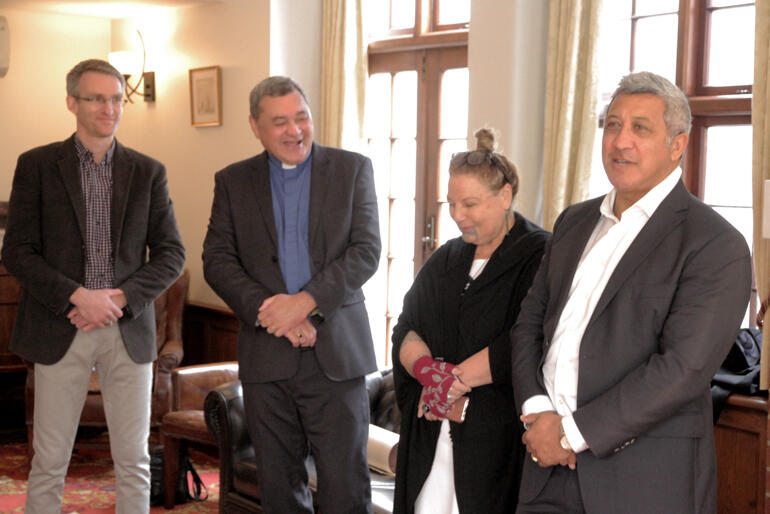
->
[531,454,538,463]
[297,332,304,339]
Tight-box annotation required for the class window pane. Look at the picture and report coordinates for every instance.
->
[391,0,415,30]
[438,139,469,199]
[703,124,753,254]
[365,73,391,139]
[633,14,678,82]
[703,125,752,207]
[437,0,470,25]
[439,68,469,139]
[438,202,461,246]
[710,0,752,7]
[633,0,678,16]
[391,138,416,199]
[387,258,414,314]
[389,199,415,259]
[392,71,417,138]
[707,5,755,86]
[367,0,390,39]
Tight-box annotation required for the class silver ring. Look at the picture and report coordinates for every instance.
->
[531,454,538,463]
[447,392,452,402]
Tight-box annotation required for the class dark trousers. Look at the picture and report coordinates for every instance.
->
[242,349,372,514]
[516,465,585,514]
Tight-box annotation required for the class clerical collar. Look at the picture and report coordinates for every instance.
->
[267,151,312,171]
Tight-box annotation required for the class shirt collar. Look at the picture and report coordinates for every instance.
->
[600,168,682,222]
[267,151,312,171]
[74,135,116,165]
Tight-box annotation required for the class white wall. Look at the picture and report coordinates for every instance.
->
[468,0,549,224]
[111,0,270,306]
[269,0,322,123]
[0,8,110,199]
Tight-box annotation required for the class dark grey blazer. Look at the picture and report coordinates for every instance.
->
[202,143,381,383]
[2,135,185,365]
[512,180,752,514]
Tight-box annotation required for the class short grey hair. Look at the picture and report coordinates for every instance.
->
[249,76,309,120]
[609,71,692,143]
[66,59,126,97]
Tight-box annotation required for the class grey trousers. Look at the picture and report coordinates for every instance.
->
[25,324,152,514]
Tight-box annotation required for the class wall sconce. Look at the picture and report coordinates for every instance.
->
[109,30,155,103]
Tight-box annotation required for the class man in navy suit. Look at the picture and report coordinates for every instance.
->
[203,76,381,513]
[3,59,185,513]
[512,71,751,513]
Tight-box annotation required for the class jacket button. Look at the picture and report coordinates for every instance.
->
[271,256,278,263]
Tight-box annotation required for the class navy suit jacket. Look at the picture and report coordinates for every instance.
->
[512,180,752,513]
[202,143,381,383]
[2,135,185,364]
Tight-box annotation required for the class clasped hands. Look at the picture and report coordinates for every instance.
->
[257,292,317,348]
[67,287,126,332]
[520,411,576,470]
[413,356,471,421]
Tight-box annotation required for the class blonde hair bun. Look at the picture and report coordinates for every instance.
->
[474,127,498,153]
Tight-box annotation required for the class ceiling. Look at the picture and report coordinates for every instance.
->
[0,0,220,19]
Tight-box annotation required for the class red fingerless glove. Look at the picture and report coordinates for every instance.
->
[413,356,456,417]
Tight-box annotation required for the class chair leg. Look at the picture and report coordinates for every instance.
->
[162,431,180,509]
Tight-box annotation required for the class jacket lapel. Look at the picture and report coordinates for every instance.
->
[251,152,279,249]
[57,136,87,243]
[587,180,690,327]
[308,143,330,259]
[546,201,603,339]
[111,140,134,255]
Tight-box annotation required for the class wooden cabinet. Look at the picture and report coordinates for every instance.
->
[715,393,769,514]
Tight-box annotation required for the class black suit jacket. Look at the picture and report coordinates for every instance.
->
[2,135,185,365]
[202,143,381,383]
[512,180,752,513]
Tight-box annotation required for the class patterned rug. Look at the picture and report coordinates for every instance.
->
[0,443,220,513]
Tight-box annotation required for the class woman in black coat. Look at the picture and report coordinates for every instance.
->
[392,128,549,514]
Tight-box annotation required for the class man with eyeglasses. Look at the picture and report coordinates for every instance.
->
[2,58,185,513]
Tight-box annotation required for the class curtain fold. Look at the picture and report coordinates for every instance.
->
[320,0,367,151]
[540,0,603,230]
[752,0,770,389]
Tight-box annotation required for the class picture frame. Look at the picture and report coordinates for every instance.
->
[189,65,222,127]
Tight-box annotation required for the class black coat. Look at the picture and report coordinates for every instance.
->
[392,212,549,514]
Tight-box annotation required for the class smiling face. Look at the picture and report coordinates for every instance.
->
[66,71,124,142]
[249,89,314,165]
[447,173,513,258]
[602,93,688,214]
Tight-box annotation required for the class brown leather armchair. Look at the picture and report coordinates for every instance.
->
[25,269,190,460]
[160,361,239,508]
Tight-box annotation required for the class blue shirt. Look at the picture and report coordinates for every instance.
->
[268,152,312,294]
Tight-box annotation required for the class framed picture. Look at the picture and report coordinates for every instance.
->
[189,65,222,127]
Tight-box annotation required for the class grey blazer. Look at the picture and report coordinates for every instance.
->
[2,135,185,365]
[202,143,381,383]
[512,180,752,514]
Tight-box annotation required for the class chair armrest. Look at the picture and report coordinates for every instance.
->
[205,380,253,499]
[157,338,184,373]
[173,362,238,411]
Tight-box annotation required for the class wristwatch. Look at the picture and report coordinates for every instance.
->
[559,419,573,452]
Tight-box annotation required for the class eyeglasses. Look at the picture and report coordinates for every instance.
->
[450,150,506,169]
[73,95,125,107]
[450,150,515,186]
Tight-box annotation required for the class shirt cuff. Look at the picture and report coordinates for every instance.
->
[521,395,554,417]
[561,414,589,453]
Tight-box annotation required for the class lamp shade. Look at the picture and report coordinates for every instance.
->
[108,50,139,77]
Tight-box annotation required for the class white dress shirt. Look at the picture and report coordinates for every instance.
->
[521,169,681,453]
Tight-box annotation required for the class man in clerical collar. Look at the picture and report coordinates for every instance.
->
[203,76,381,513]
